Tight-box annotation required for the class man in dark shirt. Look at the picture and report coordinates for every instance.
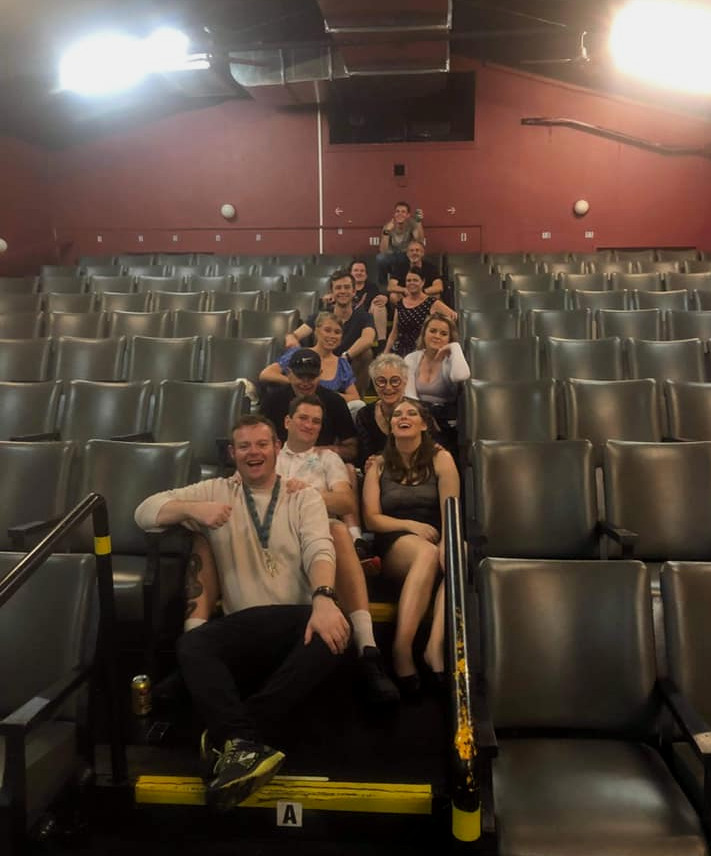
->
[261,349,358,463]
[285,270,376,395]
[387,240,445,304]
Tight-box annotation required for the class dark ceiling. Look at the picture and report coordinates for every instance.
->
[1,0,709,147]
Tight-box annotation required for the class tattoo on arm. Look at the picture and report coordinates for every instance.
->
[184,551,204,618]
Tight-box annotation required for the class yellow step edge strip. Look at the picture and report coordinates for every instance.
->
[369,601,397,623]
[135,775,432,815]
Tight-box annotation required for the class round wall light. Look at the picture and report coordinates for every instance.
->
[220,203,236,220]
[573,199,590,217]
[0,238,8,253]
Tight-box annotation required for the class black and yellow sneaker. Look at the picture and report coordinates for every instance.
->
[200,732,285,811]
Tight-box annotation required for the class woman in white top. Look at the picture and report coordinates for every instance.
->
[404,312,469,405]
[403,312,470,455]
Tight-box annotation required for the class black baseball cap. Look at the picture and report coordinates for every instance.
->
[288,349,321,378]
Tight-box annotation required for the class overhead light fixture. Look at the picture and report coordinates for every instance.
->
[59,27,208,96]
[610,0,711,94]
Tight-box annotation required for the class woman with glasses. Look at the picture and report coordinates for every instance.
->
[354,353,407,468]
[384,268,454,359]
[362,398,460,697]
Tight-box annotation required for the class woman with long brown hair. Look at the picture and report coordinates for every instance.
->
[362,398,460,696]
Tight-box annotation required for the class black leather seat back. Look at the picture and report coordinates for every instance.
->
[478,557,656,731]
[604,440,711,560]
[474,439,598,558]
[546,336,623,380]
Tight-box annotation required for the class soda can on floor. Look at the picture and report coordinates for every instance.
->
[131,674,152,716]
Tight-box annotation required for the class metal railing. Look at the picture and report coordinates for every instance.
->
[444,495,480,843]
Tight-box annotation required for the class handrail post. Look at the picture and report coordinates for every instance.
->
[92,496,128,784]
[444,496,480,843]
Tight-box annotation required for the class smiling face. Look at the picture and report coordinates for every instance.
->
[423,317,451,351]
[393,204,410,225]
[390,400,427,440]
[285,402,323,450]
[315,318,343,353]
[373,366,405,407]
[405,271,425,295]
[329,276,355,307]
[287,369,320,397]
[350,263,368,287]
[406,242,425,265]
[231,423,280,487]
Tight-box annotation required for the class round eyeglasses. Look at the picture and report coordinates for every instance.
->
[374,376,403,389]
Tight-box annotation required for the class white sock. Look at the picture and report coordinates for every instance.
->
[348,526,363,542]
[184,617,207,632]
[350,609,376,655]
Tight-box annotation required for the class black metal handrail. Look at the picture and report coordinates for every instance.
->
[444,495,480,843]
[0,491,127,784]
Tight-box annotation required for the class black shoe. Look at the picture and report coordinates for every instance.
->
[358,646,400,706]
[394,672,422,701]
[201,732,285,811]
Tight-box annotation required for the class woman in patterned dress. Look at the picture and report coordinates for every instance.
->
[384,268,454,358]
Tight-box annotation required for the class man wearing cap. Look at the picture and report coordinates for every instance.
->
[261,348,358,464]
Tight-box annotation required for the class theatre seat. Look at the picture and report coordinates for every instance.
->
[477,557,707,856]
[665,379,711,440]
[203,336,278,386]
[73,440,193,646]
[59,380,152,443]
[0,338,52,381]
[468,337,540,381]
[471,439,599,559]
[0,440,76,550]
[53,336,126,382]
[0,553,98,848]
[0,380,62,440]
[661,561,711,820]
[545,336,624,380]
[461,310,519,341]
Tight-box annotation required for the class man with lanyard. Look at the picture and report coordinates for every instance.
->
[277,394,399,705]
[134,414,349,810]
[285,270,376,396]
[387,240,445,305]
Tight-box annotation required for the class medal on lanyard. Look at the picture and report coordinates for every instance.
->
[242,476,281,576]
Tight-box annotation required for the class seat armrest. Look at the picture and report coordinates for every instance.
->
[598,520,637,558]
[8,517,62,551]
[0,664,91,734]
[9,431,61,442]
[110,431,154,442]
[660,677,711,760]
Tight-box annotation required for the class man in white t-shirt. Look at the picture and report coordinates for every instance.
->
[278,394,399,707]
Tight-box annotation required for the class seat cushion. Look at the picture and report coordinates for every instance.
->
[494,738,706,856]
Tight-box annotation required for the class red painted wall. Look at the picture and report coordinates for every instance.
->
[3,61,711,272]
[0,137,53,274]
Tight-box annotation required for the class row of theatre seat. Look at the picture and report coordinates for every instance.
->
[0,288,321,314]
[454,270,711,292]
[451,259,711,278]
[459,377,711,457]
[0,273,336,296]
[456,287,711,313]
[0,308,299,341]
[460,308,711,340]
[0,336,278,384]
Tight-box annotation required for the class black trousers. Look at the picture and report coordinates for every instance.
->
[176,604,340,747]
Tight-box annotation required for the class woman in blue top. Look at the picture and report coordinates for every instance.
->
[260,312,365,417]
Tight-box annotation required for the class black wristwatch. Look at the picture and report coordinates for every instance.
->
[312,585,337,602]
[382,229,390,236]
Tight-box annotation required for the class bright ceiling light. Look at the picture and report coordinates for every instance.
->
[59,27,205,96]
[59,32,146,95]
[610,0,711,94]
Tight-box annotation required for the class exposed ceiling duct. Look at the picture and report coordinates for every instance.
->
[229,0,452,105]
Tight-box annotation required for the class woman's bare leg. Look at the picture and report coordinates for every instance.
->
[382,535,439,678]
